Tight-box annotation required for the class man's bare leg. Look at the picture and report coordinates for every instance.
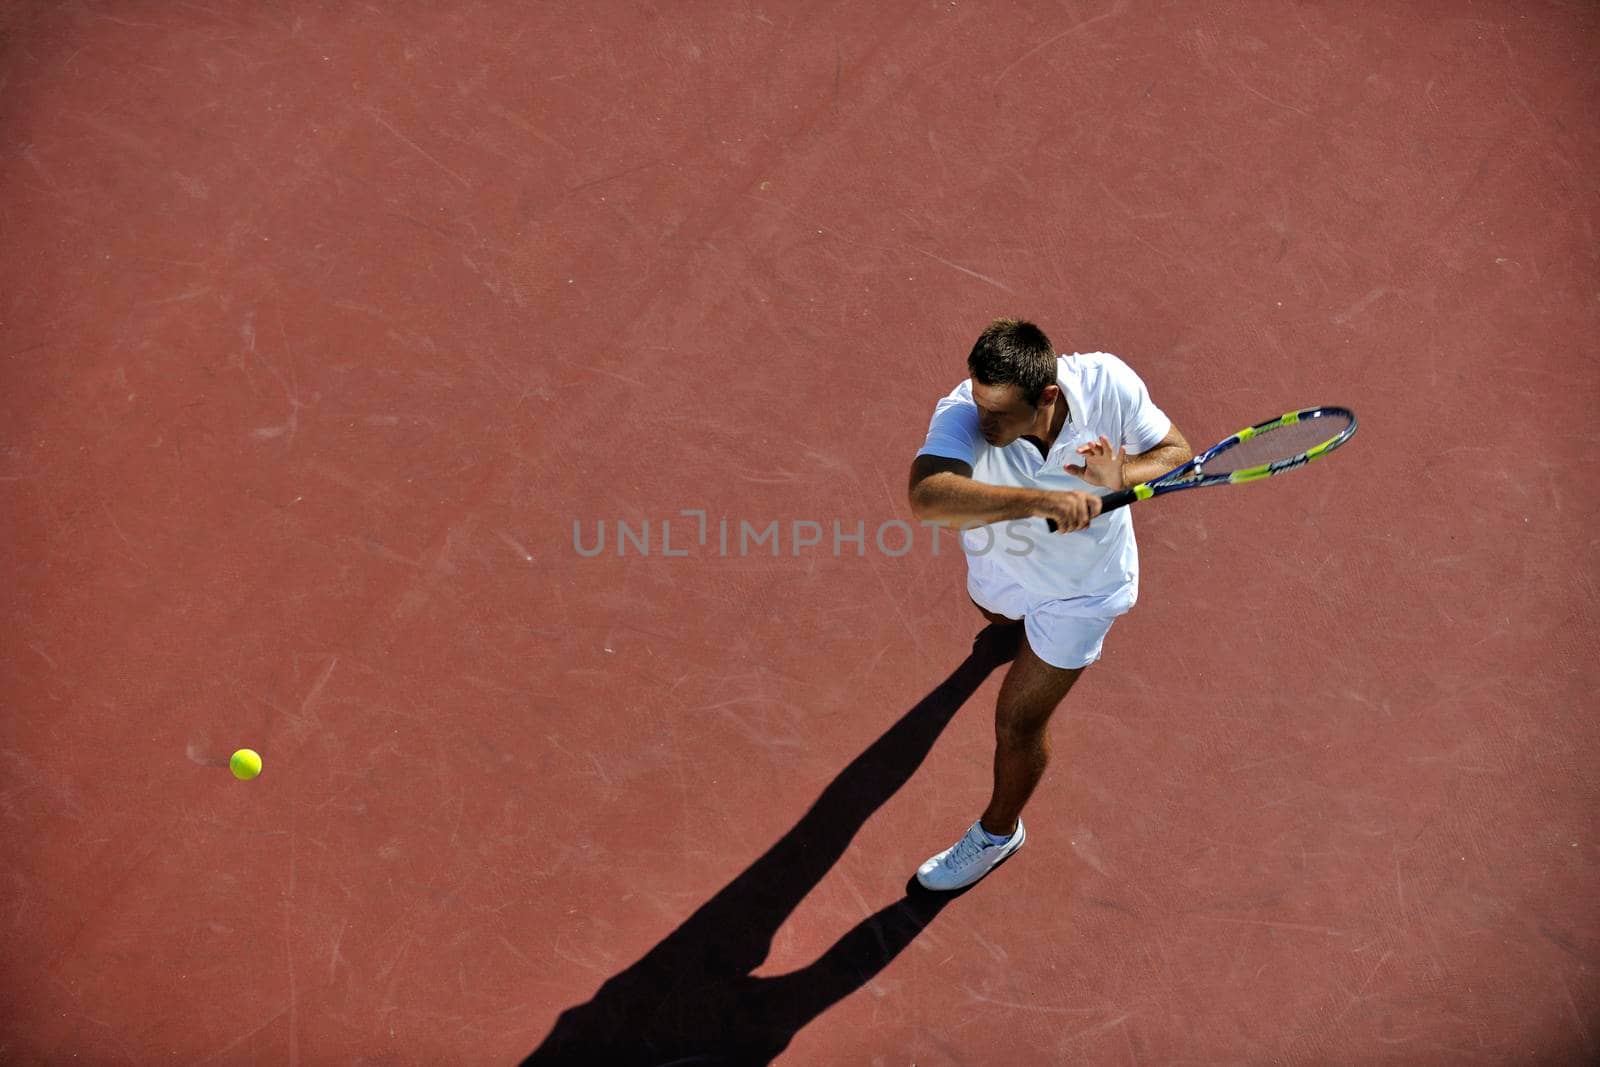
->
[979,635,1084,838]
[915,622,1084,891]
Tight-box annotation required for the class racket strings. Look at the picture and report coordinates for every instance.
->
[1203,414,1354,475]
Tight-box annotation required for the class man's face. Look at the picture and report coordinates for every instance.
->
[971,380,1042,446]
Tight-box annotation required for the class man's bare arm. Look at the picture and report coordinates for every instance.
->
[1065,424,1195,491]
[908,455,1100,533]
[1121,424,1193,486]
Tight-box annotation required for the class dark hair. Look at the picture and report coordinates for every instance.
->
[966,318,1057,405]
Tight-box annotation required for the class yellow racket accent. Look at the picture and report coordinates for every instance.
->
[1227,426,1345,483]
[1304,435,1340,460]
[1133,484,1155,500]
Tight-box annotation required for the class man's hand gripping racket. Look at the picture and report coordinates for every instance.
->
[1045,406,1358,531]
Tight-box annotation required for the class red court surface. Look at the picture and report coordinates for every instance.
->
[3,2,1597,1063]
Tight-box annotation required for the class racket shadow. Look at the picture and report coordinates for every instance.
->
[522,623,1022,1066]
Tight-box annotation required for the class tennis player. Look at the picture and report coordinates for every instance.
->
[908,318,1192,890]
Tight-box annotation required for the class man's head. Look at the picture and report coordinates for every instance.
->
[966,318,1061,446]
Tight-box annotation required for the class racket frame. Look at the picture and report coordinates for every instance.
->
[1096,405,1358,514]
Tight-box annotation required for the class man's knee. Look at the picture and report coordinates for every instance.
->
[994,658,1084,743]
[995,705,1053,746]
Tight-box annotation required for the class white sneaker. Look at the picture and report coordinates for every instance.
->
[915,819,1025,891]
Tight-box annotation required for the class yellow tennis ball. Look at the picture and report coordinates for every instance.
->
[230,749,262,780]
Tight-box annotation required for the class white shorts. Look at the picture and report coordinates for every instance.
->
[965,553,1134,670]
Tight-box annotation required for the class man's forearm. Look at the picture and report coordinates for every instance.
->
[910,473,1041,527]
[1122,444,1192,487]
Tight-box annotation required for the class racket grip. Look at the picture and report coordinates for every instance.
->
[1044,489,1138,532]
[1098,488,1137,513]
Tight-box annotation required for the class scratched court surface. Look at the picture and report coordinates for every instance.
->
[2,1,1596,1063]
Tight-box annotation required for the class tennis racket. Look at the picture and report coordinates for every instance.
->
[1046,406,1357,530]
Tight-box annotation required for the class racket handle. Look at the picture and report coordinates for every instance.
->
[1044,489,1138,532]
[1098,489,1137,513]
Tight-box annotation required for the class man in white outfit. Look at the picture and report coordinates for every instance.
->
[908,318,1192,890]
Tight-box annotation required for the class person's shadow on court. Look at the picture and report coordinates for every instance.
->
[523,623,1022,1066]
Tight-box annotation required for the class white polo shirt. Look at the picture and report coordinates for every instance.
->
[916,353,1172,607]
